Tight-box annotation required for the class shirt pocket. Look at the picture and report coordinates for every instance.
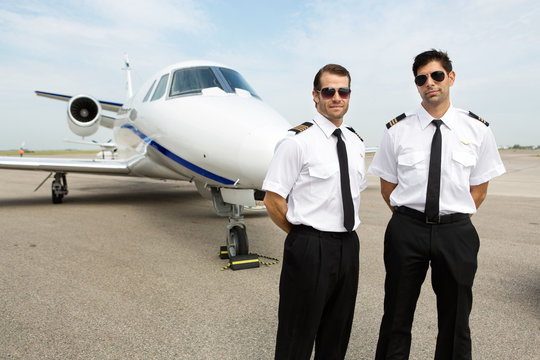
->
[397,151,426,186]
[308,163,339,200]
[451,151,476,185]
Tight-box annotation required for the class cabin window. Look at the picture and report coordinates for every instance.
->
[151,74,169,101]
[170,67,222,97]
[219,68,260,99]
[143,80,156,102]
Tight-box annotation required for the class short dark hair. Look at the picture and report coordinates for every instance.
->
[412,49,453,76]
[313,64,351,90]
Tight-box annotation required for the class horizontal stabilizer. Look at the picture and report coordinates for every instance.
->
[63,139,118,150]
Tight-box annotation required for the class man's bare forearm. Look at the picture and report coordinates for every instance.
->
[264,191,292,233]
[470,182,489,215]
[380,178,398,212]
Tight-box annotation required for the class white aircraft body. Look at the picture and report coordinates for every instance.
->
[0,59,291,256]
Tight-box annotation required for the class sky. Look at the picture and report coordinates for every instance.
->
[1,0,539,150]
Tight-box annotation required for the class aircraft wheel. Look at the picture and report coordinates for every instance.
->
[227,226,248,257]
[52,189,63,204]
[51,180,64,204]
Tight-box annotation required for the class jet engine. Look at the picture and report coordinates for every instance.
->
[67,95,102,137]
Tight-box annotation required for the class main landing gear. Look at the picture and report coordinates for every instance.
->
[51,172,68,204]
[35,171,70,204]
[211,188,249,257]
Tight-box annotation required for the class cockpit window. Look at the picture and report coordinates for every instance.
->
[151,74,169,101]
[143,80,156,102]
[219,68,260,99]
[170,67,222,97]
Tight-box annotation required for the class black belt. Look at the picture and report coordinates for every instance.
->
[396,206,469,224]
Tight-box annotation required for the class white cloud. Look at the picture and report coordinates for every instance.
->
[86,0,210,33]
[0,0,213,68]
[261,0,540,146]
[0,0,538,149]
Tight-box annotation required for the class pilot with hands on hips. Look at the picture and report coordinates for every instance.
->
[369,49,506,360]
[263,64,367,360]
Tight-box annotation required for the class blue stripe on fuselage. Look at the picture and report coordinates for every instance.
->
[122,124,235,185]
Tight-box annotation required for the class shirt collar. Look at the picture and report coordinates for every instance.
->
[313,111,350,139]
[416,103,456,131]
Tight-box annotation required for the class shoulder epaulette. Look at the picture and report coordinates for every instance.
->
[346,126,364,142]
[289,122,313,134]
[467,111,489,127]
[386,113,407,129]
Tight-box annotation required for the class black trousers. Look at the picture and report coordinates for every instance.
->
[275,225,359,360]
[375,209,480,360]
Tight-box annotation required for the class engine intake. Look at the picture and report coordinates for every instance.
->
[67,95,102,137]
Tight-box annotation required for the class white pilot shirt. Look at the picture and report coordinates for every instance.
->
[263,112,367,232]
[369,104,506,215]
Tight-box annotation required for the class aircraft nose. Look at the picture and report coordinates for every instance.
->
[238,118,289,188]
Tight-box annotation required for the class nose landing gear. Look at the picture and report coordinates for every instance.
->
[227,223,248,257]
[211,187,250,257]
[51,172,68,204]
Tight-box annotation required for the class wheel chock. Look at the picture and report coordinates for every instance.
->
[219,246,229,259]
[228,254,260,270]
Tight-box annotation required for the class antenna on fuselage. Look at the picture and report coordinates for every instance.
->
[122,53,133,100]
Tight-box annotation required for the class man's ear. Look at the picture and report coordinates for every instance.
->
[448,71,456,86]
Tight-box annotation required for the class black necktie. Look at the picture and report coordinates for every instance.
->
[333,128,355,232]
[425,119,443,221]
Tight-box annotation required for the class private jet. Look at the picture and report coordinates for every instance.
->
[0,58,291,257]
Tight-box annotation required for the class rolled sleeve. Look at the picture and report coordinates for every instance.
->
[262,137,303,199]
[368,129,398,183]
[469,129,506,185]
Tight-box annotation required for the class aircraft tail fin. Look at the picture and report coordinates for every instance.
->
[123,53,133,101]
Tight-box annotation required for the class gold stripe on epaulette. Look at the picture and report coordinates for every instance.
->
[295,124,309,132]
[289,122,313,134]
[386,118,399,129]
[468,111,489,127]
[346,126,364,142]
[385,113,406,129]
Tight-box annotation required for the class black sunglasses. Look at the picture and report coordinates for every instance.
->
[414,71,446,86]
[317,87,351,100]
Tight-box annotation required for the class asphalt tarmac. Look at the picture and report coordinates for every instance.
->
[1,150,538,359]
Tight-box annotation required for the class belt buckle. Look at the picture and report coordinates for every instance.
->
[426,216,440,224]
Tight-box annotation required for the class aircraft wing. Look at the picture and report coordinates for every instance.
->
[35,91,123,112]
[0,156,139,175]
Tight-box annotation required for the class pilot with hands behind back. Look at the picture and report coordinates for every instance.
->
[263,64,367,359]
[369,49,506,360]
